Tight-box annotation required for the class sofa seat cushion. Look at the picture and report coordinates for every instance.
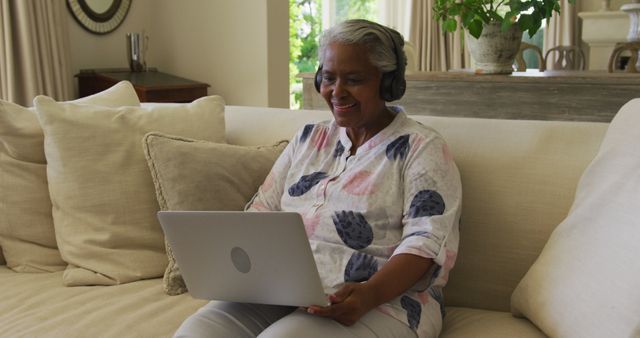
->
[0,266,544,338]
[0,266,206,337]
[441,307,545,338]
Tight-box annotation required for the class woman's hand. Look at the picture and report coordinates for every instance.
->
[307,254,433,326]
[306,282,377,326]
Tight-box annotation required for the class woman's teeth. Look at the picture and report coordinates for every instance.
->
[334,103,356,109]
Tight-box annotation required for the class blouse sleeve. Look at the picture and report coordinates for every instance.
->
[244,130,299,212]
[392,132,462,268]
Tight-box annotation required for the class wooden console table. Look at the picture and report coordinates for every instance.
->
[76,69,210,103]
[300,70,640,122]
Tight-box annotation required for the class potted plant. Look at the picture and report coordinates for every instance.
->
[433,0,576,74]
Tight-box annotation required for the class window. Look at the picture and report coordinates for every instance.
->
[321,0,378,28]
[290,0,321,109]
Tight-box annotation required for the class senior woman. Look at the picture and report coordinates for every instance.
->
[174,19,461,338]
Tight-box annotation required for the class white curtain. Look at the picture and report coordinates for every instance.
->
[378,0,412,39]
[378,0,422,72]
[0,0,72,106]
[406,0,467,71]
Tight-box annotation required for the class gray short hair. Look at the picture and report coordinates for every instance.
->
[318,19,406,74]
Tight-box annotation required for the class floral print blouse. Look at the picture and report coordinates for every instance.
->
[246,109,462,337]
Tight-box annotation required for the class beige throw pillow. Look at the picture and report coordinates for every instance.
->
[510,99,640,338]
[142,132,287,295]
[0,81,140,272]
[34,95,226,286]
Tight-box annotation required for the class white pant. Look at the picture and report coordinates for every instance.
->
[174,301,417,338]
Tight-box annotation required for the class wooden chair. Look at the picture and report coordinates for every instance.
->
[544,45,586,70]
[608,42,640,73]
[514,42,545,72]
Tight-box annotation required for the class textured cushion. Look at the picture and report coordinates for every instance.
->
[142,132,287,295]
[34,95,225,286]
[0,81,140,272]
[511,99,640,338]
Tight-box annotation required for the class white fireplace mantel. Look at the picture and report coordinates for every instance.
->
[579,10,629,70]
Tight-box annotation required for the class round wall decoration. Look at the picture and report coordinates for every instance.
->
[67,0,132,35]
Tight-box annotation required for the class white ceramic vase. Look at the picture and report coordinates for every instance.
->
[466,22,523,74]
[621,1,640,69]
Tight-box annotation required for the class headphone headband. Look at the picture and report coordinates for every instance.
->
[371,21,405,78]
[314,21,406,102]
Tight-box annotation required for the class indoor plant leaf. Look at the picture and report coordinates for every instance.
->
[468,19,484,39]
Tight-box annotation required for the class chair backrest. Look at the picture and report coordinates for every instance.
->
[544,45,586,70]
[514,42,545,72]
[608,42,640,73]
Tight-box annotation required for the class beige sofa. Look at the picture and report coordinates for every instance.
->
[0,103,611,338]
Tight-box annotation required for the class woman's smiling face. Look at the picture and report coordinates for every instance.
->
[319,42,388,130]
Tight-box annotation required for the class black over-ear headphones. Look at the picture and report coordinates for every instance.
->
[314,22,406,102]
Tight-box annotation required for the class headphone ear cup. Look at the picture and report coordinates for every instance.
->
[380,71,407,102]
[314,65,323,93]
[380,70,407,102]
[391,76,406,101]
[379,27,407,102]
[380,71,394,101]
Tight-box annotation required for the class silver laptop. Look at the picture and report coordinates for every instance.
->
[157,211,329,307]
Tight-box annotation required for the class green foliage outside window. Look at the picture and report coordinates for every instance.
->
[289,0,321,108]
[335,0,377,23]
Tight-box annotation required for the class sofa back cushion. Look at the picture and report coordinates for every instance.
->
[0,81,140,272]
[223,105,608,311]
[421,116,607,311]
[34,95,225,286]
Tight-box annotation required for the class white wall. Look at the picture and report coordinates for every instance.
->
[582,0,628,12]
[67,0,289,108]
[266,3,290,108]
[68,0,152,83]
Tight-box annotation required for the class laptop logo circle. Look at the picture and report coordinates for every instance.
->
[230,247,251,273]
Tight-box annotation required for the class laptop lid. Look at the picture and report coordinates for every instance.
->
[158,211,329,307]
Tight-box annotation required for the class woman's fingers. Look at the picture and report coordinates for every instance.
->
[330,283,355,304]
[306,304,336,316]
[306,284,367,326]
